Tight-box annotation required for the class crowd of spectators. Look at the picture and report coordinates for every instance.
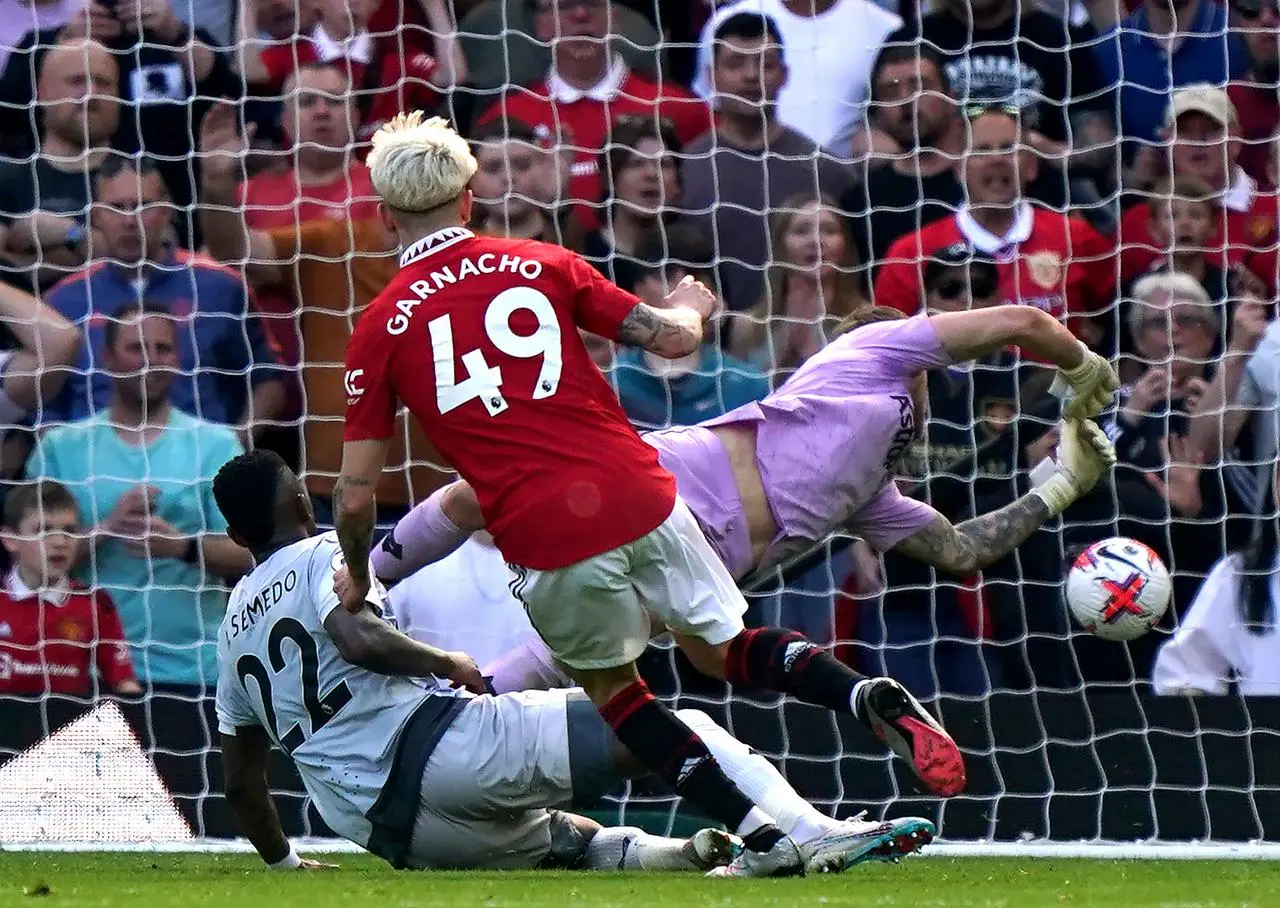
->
[0,0,1278,705]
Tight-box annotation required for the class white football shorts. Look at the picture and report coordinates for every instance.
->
[405,688,618,869]
[509,496,749,670]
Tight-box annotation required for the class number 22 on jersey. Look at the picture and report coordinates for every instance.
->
[429,287,563,417]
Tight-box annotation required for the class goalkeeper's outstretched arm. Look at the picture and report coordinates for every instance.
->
[892,420,1117,575]
[928,307,1118,418]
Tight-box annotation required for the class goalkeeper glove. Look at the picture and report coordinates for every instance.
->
[1029,419,1117,517]
[1055,346,1120,419]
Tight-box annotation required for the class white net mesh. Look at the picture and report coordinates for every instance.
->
[0,0,1278,848]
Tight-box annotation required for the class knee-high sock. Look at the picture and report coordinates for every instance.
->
[370,486,469,583]
[482,634,572,694]
[675,708,840,846]
[724,627,868,716]
[600,680,780,849]
[582,827,706,871]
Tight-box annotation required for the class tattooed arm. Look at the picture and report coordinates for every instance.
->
[333,438,390,591]
[893,495,1053,576]
[615,303,704,359]
[613,276,714,359]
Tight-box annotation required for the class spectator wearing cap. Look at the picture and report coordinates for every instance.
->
[1119,85,1278,283]
[875,106,1116,356]
[844,46,1072,274]
[890,0,1115,184]
[1092,0,1248,148]
[582,116,682,293]
[728,192,868,378]
[1227,0,1280,187]
[473,0,712,231]
[693,0,902,158]
[238,0,466,150]
[680,11,853,312]
[42,158,288,440]
[610,224,769,431]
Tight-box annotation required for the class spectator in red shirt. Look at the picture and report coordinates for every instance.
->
[243,0,467,147]
[0,481,140,698]
[473,0,712,229]
[1227,0,1280,188]
[875,106,1116,353]
[1119,85,1279,281]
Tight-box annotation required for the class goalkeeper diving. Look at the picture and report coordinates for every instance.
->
[344,304,1119,798]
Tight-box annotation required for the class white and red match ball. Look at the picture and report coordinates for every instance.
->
[1065,537,1172,642]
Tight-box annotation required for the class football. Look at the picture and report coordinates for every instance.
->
[1065,537,1172,642]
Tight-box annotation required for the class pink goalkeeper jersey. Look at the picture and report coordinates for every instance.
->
[647,316,949,578]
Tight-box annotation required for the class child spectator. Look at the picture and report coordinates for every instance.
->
[1126,174,1229,306]
[0,481,140,698]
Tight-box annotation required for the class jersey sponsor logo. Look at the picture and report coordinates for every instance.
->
[0,652,81,680]
[883,395,915,470]
[0,621,11,638]
[228,570,298,639]
[1025,251,1064,290]
[344,369,365,403]
[386,255,546,335]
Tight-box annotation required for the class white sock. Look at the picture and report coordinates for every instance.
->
[850,678,871,719]
[675,708,840,845]
[583,827,700,871]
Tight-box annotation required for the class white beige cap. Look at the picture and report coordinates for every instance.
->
[1164,83,1239,131]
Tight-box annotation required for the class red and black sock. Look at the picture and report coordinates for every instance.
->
[725,627,868,715]
[599,680,783,852]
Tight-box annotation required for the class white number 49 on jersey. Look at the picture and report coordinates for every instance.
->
[429,287,563,416]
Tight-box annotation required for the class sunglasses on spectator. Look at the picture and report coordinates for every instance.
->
[964,102,1022,121]
[1141,313,1213,331]
[934,276,998,301]
[1233,0,1279,18]
[534,0,606,13]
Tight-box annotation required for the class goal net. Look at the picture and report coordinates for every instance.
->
[1,0,1278,853]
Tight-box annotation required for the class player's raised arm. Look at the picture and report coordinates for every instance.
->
[615,276,716,359]
[893,420,1117,575]
[221,727,336,871]
[928,307,1118,418]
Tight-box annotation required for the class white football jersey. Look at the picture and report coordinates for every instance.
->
[215,532,459,848]
[389,536,536,668]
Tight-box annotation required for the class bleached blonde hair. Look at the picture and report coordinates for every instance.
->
[367,112,478,213]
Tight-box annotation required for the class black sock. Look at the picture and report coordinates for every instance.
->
[599,680,783,851]
[725,627,868,714]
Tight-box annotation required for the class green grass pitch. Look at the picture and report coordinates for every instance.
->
[3,854,1280,907]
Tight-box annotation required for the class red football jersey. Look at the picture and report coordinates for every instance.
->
[0,580,136,696]
[1117,183,1278,281]
[875,206,1117,354]
[343,227,677,570]
[474,63,713,229]
[1227,83,1279,190]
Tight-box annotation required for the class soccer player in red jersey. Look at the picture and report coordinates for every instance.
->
[334,113,925,877]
